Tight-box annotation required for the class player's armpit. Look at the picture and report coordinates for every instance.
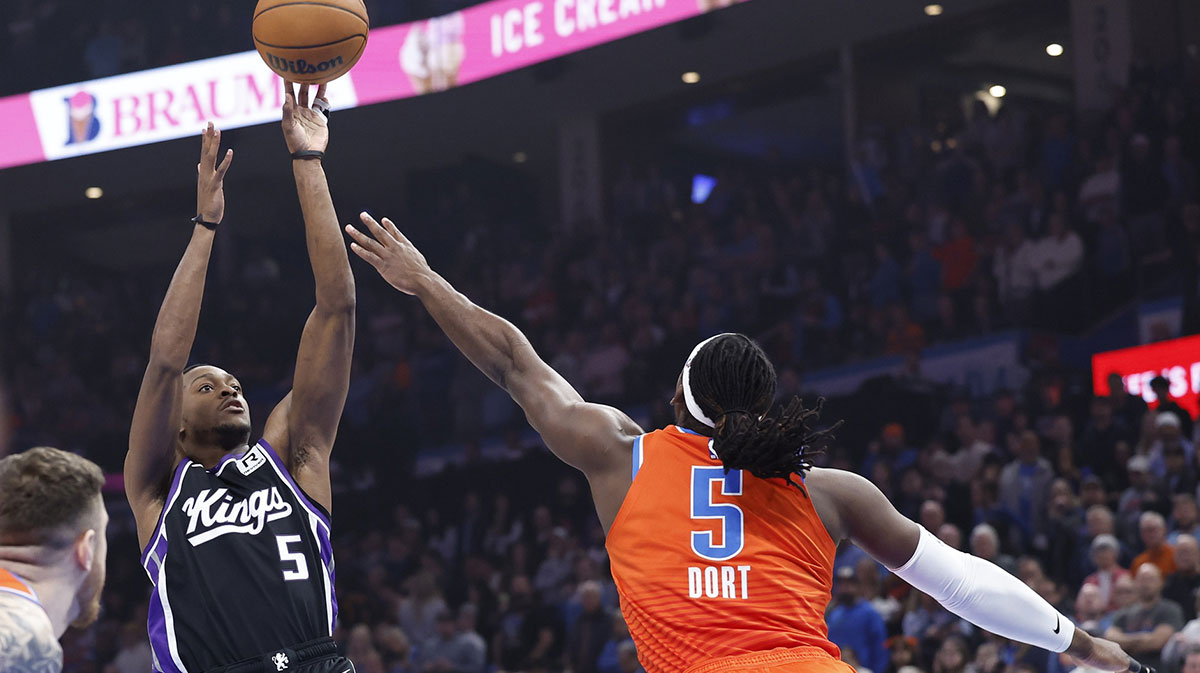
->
[0,600,63,673]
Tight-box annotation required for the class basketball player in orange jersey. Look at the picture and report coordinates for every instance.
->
[345,215,1147,673]
[0,447,108,673]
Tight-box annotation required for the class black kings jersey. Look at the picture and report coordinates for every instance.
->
[140,440,336,672]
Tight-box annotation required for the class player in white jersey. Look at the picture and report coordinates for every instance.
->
[0,446,109,673]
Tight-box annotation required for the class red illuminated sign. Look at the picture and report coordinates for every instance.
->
[1092,334,1200,420]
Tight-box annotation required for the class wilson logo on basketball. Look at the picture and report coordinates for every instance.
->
[263,53,346,76]
[180,487,293,546]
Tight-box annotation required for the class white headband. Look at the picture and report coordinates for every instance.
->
[681,333,732,428]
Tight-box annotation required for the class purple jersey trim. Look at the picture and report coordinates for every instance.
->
[140,458,190,570]
[147,583,184,673]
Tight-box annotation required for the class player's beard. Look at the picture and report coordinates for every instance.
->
[214,419,252,450]
[70,560,104,629]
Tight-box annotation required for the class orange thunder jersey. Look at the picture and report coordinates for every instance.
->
[606,425,841,673]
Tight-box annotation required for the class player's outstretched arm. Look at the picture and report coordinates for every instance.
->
[264,82,355,513]
[127,123,232,547]
[346,214,641,476]
[807,468,1144,673]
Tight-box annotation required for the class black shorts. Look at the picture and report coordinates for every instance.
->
[205,638,354,673]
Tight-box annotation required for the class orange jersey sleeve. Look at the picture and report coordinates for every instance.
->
[0,567,40,605]
[606,426,843,673]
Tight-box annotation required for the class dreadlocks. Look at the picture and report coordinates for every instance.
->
[688,334,841,489]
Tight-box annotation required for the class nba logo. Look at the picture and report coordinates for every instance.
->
[65,91,100,145]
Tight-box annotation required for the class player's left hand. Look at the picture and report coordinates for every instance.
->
[197,121,233,223]
[345,213,433,296]
[282,81,328,154]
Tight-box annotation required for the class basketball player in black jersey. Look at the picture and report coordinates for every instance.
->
[125,82,355,673]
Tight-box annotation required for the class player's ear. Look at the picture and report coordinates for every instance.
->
[74,528,96,573]
[670,373,684,406]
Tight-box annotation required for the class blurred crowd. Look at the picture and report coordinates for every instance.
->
[3,29,1200,673]
[0,0,489,96]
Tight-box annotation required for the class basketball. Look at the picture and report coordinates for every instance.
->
[252,0,369,84]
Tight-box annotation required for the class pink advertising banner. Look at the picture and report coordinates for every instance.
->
[0,0,748,171]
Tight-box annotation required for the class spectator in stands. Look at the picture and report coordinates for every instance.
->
[901,591,973,649]
[1108,373,1150,436]
[856,557,901,624]
[971,641,1003,673]
[533,528,574,596]
[919,500,946,533]
[886,635,919,673]
[937,523,963,550]
[861,423,918,480]
[1081,476,1110,509]
[1076,583,1107,636]
[1120,456,1168,542]
[1080,156,1122,225]
[1163,438,1198,496]
[1134,511,1178,576]
[492,575,562,671]
[596,612,634,673]
[1108,575,1139,628]
[1124,134,1170,254]
[400,571,450,646]
[970,523,1017,576]
[934,218,978,297]
[1046,478,1086,579]
[346,624,380,670]
[414,608,484,673]
[107,621,153,673]
[932,635,970,673]
[1086,534,1131,611]
[1105,563,1184,673]
[1174,496,1200,544]
[376,624,414,673]
[1150,411,1196,479]
[565,581,610,673]
[998,431,1054,549]
[615,641,644,673]
[1078,397,1132,489]
[1165,638,1200,673]
[1052,584,1110,673]
[1152,377,1196,439]
[827,567,887,673]
[993,221,1038,323]
[1167,535,1200,622]
[1033,213,1084,291]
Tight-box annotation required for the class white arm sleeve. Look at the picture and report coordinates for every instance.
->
[889,526,1075,653]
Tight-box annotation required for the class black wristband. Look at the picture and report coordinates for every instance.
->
[191,214,219,230]
[291,150,325,161]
